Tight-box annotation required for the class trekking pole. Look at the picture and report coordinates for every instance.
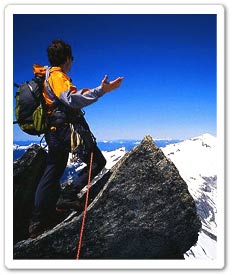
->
[76,151,94,260]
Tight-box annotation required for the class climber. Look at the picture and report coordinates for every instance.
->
[29,39,124,238]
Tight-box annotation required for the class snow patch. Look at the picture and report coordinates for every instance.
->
[162,133,217,260]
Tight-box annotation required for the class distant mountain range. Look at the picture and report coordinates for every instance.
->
[13,138,182,152]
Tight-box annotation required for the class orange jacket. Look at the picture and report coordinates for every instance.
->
[33,64,105,111]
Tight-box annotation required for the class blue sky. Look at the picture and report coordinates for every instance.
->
[13,14,216,141]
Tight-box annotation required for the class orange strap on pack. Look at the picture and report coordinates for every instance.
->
[76,151,94,260]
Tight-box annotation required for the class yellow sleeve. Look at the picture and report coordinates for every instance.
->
[47,70,105,109]
[49,71,77,99]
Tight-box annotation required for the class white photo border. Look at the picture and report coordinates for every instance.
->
[4,3,225,270]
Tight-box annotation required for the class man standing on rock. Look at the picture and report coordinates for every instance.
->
[29,39,124,238]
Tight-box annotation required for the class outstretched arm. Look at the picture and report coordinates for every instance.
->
[58,75,124,109]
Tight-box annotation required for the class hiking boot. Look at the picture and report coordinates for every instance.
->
[29,210,71,239]
[56,197,83,212]
[29,220,46,239]
[60,184,78,199]
[56,184,83,212]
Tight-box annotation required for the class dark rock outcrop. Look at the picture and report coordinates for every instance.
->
[13,144,48,244]
[13,136,201,259]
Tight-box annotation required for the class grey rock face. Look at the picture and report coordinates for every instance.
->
[13,136,201,259]
[13,144,48,244]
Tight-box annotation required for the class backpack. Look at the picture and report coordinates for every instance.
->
[14,75,48,136]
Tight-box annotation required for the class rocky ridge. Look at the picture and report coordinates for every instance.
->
[13,136,201,259]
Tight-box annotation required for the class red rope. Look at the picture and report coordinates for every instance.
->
[76,151,94,260]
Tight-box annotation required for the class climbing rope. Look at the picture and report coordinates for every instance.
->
[76,151,94,260]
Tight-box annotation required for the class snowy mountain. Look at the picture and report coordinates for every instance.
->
[162,133,217,260]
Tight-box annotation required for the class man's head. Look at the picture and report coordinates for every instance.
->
[47,39,73,72]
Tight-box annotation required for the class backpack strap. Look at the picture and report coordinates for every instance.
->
[45,67,57,102]
[44,66,62,112]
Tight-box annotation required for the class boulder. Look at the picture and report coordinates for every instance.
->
[13,144,48,244]
[13,136,201,259]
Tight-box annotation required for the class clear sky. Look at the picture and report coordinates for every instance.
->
[13,14,216,141]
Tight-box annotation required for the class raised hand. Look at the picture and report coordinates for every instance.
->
[101,75,124,93]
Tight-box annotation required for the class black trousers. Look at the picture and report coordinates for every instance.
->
[32,126,106,222]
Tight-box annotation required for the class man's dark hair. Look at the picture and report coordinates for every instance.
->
[47,39,73,67]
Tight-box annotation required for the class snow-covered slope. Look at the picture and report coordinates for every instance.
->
[162,133,217,260]
[66,147,126,170]
[103,147,127,169]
